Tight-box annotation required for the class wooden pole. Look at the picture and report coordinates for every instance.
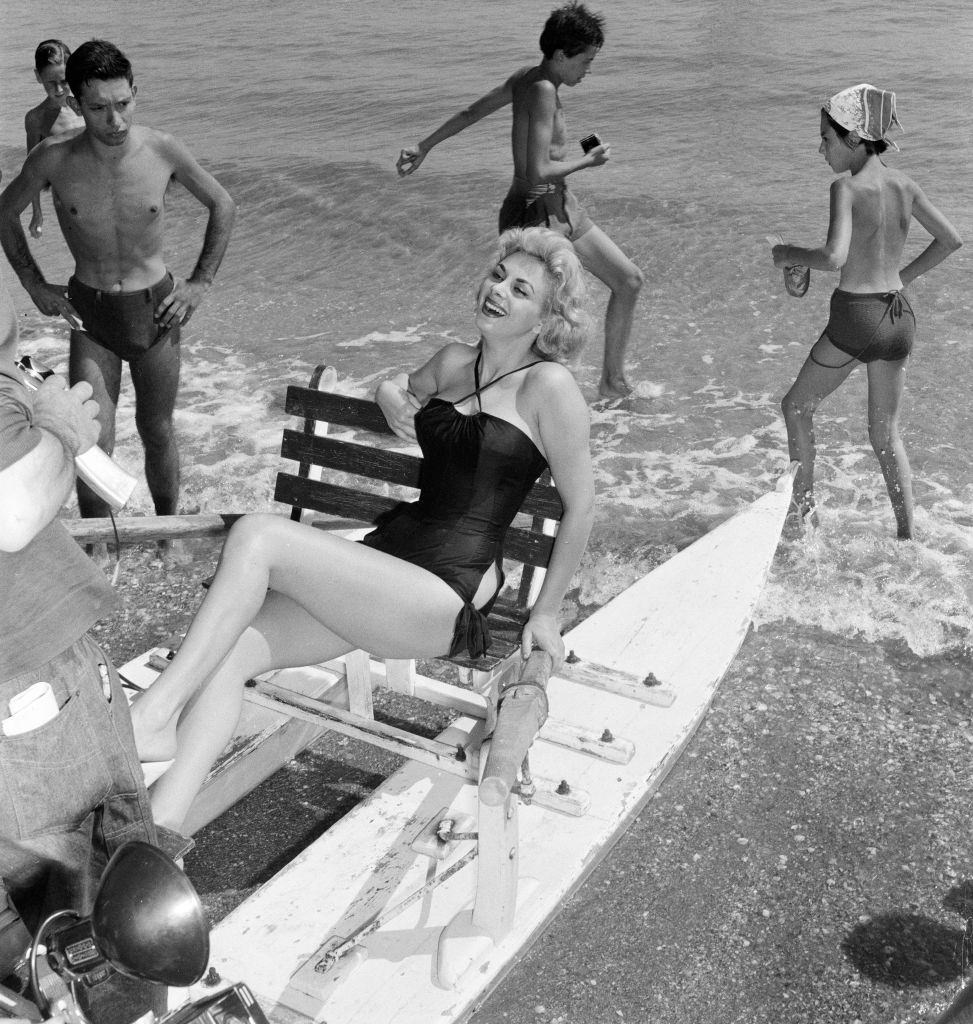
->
[61,511,364,546]
[479,651,552,806]
[63,512,242,545]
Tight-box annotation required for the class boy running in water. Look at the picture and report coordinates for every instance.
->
[396,2,643,399]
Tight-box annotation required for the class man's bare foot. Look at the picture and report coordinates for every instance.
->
[85,540,111,570]
[159,537,194,566]
[129,694,179,763]
[598,375,634,400]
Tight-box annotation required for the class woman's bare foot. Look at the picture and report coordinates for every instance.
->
[129,694,180,763]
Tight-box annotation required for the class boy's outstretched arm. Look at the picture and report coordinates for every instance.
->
[396,69,524,177]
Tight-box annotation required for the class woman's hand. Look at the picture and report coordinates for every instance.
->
[521,611,564,672]
[375,377,420,442]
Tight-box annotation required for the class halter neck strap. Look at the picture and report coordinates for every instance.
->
[455,349,544,410]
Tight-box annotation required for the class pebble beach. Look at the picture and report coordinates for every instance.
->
[90,541,973,1024]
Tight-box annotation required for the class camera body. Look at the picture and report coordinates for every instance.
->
[0,980,270,1024]
[580,132,602,154]
[162,984,269,1024]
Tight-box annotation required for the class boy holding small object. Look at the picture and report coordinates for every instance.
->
[396,2,643,398]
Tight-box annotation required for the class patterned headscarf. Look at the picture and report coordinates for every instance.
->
[824,84,904,150]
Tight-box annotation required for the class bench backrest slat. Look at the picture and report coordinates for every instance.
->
[281,430,422,489]
[285,387,394,436]
[280,429,563,519]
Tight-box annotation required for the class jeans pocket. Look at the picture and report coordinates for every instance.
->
[0,689,112,839]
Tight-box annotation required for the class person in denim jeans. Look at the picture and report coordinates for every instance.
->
[0,255,174,1024]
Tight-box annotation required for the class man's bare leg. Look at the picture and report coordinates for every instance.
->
[69,329,122,520]
[130,332,181,516]
[572,224,644,398]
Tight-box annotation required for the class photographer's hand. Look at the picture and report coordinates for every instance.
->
[32,375,101,458]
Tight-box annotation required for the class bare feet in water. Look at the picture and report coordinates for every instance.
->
[598,375,634,400]
[783,491,819,538]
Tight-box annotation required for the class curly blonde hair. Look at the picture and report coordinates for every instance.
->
[491,227,591,364]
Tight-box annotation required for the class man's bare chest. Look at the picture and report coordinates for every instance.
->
[52,157,171,234]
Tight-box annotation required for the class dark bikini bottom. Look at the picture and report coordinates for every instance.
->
[820,288,916,365]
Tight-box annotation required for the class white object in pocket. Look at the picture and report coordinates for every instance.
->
[3,681,59,736]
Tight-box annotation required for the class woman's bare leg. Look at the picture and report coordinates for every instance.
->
[866,357,913,538]
[781,335,858,517]
[146,590,358,830]
[131,513,465,766]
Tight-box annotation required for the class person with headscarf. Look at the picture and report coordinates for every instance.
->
[772,84,961,539]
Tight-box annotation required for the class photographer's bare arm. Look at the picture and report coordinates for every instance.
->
[0,126,235,329]
[0,275,100,550]
[0,376,100,550]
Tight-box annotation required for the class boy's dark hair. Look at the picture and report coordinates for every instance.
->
[34,39,72,73]
[823,110,889,156]
[66,39,134,100]
[539,2,605,59]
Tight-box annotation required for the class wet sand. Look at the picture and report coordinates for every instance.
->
[92,542,973,1024]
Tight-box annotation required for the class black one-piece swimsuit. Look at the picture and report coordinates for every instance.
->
[361,353,548,658]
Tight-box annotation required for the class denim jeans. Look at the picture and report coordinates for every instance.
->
[0,634,166,1024]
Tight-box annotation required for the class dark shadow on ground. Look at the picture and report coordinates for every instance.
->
[943,880,973,919]
[842,912,966,986]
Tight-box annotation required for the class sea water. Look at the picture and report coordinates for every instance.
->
[0,0,970,659]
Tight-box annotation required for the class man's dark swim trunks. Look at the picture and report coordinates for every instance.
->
[68,272,179,362]
[822,288,916,364]
[498,177,593,242]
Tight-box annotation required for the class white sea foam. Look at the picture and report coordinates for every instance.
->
[3,0,969,658]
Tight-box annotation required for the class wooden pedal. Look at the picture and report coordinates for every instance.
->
[539,717,635,764]
[556,654,676,707]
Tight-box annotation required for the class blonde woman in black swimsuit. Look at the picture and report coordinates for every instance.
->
[773,85,961,539]
[132,227,595,832]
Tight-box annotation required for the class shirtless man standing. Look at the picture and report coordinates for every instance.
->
[396,2,643,398]
[0,39,236,519]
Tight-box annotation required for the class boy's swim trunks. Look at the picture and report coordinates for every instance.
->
[498,178,594,242]
[823,288,915,363]
[68,272,179,362]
